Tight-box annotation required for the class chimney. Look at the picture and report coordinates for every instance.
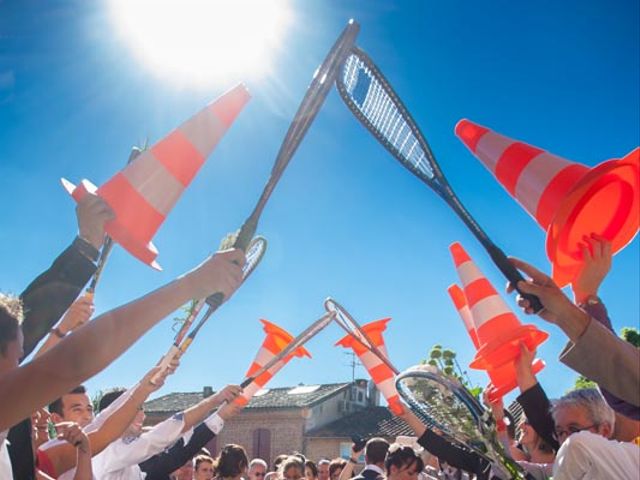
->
[203,386,214,398]
[367,379,380,406]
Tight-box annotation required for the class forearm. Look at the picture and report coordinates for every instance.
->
[181,398,219,432]
[34,331,64,359]
[20,238,97,357]
[73,446,92,480]
[0,273,198,432]
[555,305,591,343]
[338,460,356,480]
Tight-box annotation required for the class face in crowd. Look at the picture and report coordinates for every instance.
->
[248,461,267,480]
[49,387,95,428]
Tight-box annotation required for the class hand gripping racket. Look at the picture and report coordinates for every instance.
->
[153,236,267,382]
[336,47,542,312]
[85,146,143,299]
[204,19,360,310]
[395,365,527,479]
[324,297,399,375]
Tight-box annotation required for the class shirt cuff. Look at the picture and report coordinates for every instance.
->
[204,413,225,434]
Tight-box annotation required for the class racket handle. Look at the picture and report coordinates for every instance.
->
[205,291,224,309]
[240,377,253,389]
[152,344,180,384]
[489,247,544,313]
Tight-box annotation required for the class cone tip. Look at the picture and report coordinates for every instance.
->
[454,119,489,153]
[447,284,467,310]
[449,242,471,267]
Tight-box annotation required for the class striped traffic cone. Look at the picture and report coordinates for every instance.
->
[455,119,639,287]
[62,84,251,269]
[448,284,545,401]
[336,319,405,415]
[235,320,311,406]
[449,242,548,371]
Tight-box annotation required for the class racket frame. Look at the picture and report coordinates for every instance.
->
[336,47,542,312]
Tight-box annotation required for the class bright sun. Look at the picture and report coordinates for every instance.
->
[109,0,292,85]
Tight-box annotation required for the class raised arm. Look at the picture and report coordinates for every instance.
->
[0,248,245,431]
[20,195,112,358]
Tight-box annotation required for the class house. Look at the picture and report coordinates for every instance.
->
[144,380,412,465]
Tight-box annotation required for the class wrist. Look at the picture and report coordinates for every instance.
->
[50,326,67,339]
[73,235,100,262]
[557,306,591,341]
[348,457,358,464]
[495,418,507,432]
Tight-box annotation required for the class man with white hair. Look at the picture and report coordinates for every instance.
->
[248,458,268,480]
[551,388,639,479]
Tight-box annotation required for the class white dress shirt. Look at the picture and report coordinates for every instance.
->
[553,430,640,480]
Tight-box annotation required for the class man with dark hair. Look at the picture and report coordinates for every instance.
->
[351,438,390,480]
[89,384,241,479]
[48,385,93,428]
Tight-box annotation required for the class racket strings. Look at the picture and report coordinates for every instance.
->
[341,53,434,179]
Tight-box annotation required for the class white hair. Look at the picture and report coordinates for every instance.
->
[551,388,615,431]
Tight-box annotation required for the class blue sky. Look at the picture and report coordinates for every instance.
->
[1,0,638,406]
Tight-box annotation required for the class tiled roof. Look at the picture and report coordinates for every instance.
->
[145,383,351,414]
[306,406,414,438]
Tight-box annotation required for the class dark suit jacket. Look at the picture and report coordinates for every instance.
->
[140,422,217,479]
[8,238,97,480]
[351,466,385,480]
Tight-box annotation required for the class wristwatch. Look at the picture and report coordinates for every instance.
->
[579,295,602,308]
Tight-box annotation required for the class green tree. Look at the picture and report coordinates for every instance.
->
[424,344,481,396]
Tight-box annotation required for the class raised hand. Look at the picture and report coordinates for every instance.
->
[76,194,115,250]
[572,234,612,303]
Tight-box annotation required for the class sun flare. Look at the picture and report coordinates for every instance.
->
[109,0,292,85]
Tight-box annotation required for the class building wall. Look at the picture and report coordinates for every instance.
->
[214,409,307,467]
[304,437,348,462]
[303,383,369,432]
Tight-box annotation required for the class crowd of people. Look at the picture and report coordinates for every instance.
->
[0,183,639,480]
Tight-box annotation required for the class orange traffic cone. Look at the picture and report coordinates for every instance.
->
[449,242,548,372]
[448,284,545,401]
[455,119,639,287]
[62,84,251,269]
[336,319,405,415]
[235,320,311,406]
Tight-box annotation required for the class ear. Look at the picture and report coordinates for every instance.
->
[598,422,613,439]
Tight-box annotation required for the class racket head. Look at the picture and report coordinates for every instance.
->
[324,297,399,375]
[395,365,522,477]
[243,235,267,280]
[234,20,360,251]
[336,47,446,188]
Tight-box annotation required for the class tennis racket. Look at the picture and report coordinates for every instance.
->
[85,146,143,299]
[395,365,526,479]
[240,310,336,388]
[204,19,360,310]
[336,47,542,313]
[153,236,267,381]
[324,297,399,374]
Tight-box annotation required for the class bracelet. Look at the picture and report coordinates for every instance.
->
[51,327,67,339]
[578,294,602,308]
[496,418,507,432]
[348,458,358,464]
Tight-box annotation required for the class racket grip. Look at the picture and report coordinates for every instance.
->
[489,247,544,313]
[240,377,253,389]
[205,291,224,309]
[152,345,180,384]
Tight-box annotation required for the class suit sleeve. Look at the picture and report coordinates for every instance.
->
[139,422,216,479]
[560,317,640,407]
[20,238,97,358]
[581,302,640,420]
[516,383,559,451]
[416,429,491,478]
